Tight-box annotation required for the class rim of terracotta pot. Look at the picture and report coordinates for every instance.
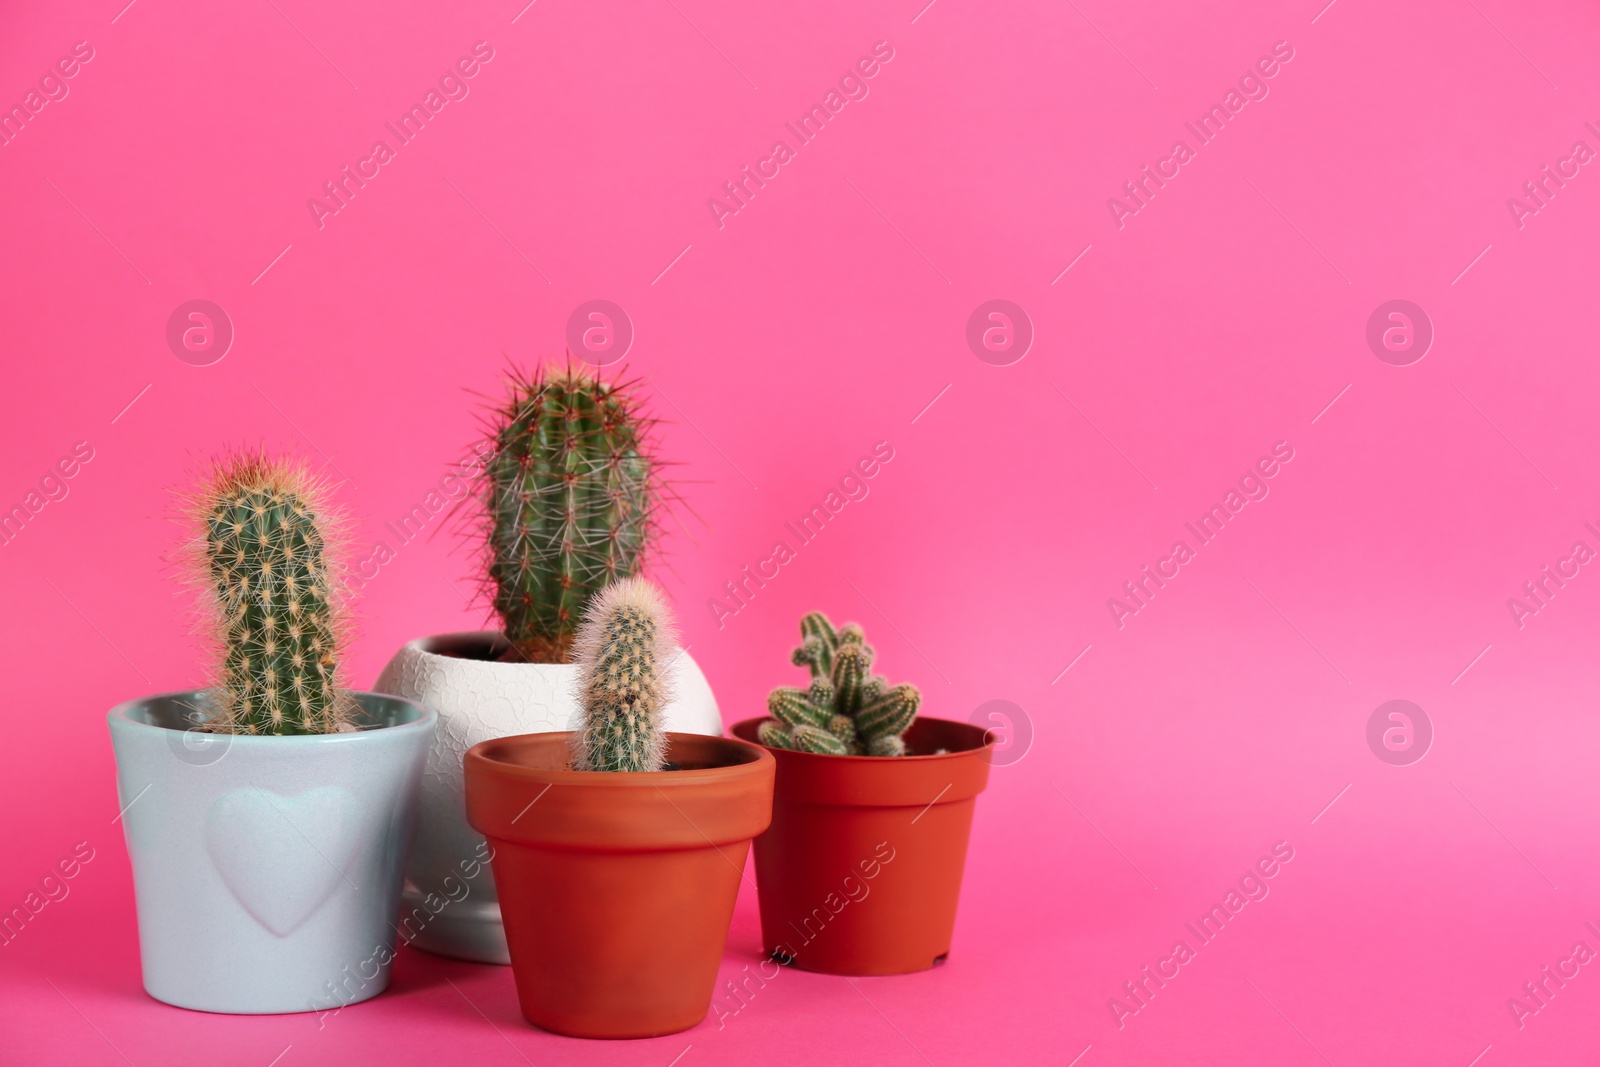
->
[730,716,994,807]
[109,689,435,746]
[466,732,774,851]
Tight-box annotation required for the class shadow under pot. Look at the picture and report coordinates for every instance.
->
[464,731,774,1039]
[107,691,435,1014]
[373,630,724,965]
[731,716,993,976]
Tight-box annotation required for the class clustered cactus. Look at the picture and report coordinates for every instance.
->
[479,363,664,664]
[759,613,921,756]
[570,577,674,772]
[187,451,354,735]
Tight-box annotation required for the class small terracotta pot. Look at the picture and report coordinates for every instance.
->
[374,631,724,964]
[464,732,774,1038]
[731,716,993,976]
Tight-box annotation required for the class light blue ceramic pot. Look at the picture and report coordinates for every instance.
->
[107,691,434,1014]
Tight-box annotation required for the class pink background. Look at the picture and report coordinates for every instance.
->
[3,0,1600,1063]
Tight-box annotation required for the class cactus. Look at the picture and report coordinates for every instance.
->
[570,577,674,772]
[478,363,665,664]
[185,451,354,735]
[761,612,921,756]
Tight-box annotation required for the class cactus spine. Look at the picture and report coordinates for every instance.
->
[480,364,663,664]
[571,577,674,772]
[188,451,353,735]
[760,612,921,756]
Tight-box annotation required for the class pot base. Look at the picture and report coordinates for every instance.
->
[397,885,510,965]
[144,972,393,1015]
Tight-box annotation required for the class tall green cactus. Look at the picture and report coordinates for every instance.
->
[759,613,921,757]
[480,364,663,664]
[188,452,353,735]
[571,577,673,772]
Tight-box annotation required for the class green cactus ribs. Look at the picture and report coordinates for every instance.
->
[189,451,353,735]
[761,612,921,757]
[479,362,667,664]
[571,577,675,773]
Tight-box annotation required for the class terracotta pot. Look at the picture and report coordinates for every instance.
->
[731,716,993,976]
[374,631,723,964]
[464,731,774,1038]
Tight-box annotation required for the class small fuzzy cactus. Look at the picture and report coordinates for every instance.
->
[478,363,665,664]
[570,577,674,772]
[185,451,354,735]
[759,613,921,756]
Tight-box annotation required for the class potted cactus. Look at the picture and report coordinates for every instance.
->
[733,612,994,976]
[106,452,434,1014]
[464,578,773,1038]
[755,614,925,756]
[374,363,723,964]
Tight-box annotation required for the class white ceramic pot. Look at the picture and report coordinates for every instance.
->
[373,631,723,964]
[107,691,434,1014]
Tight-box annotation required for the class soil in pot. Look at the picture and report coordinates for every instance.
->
[732,716,993,976]
[465,731,774,1038]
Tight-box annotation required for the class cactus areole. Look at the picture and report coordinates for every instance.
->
[480,364,663,664]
